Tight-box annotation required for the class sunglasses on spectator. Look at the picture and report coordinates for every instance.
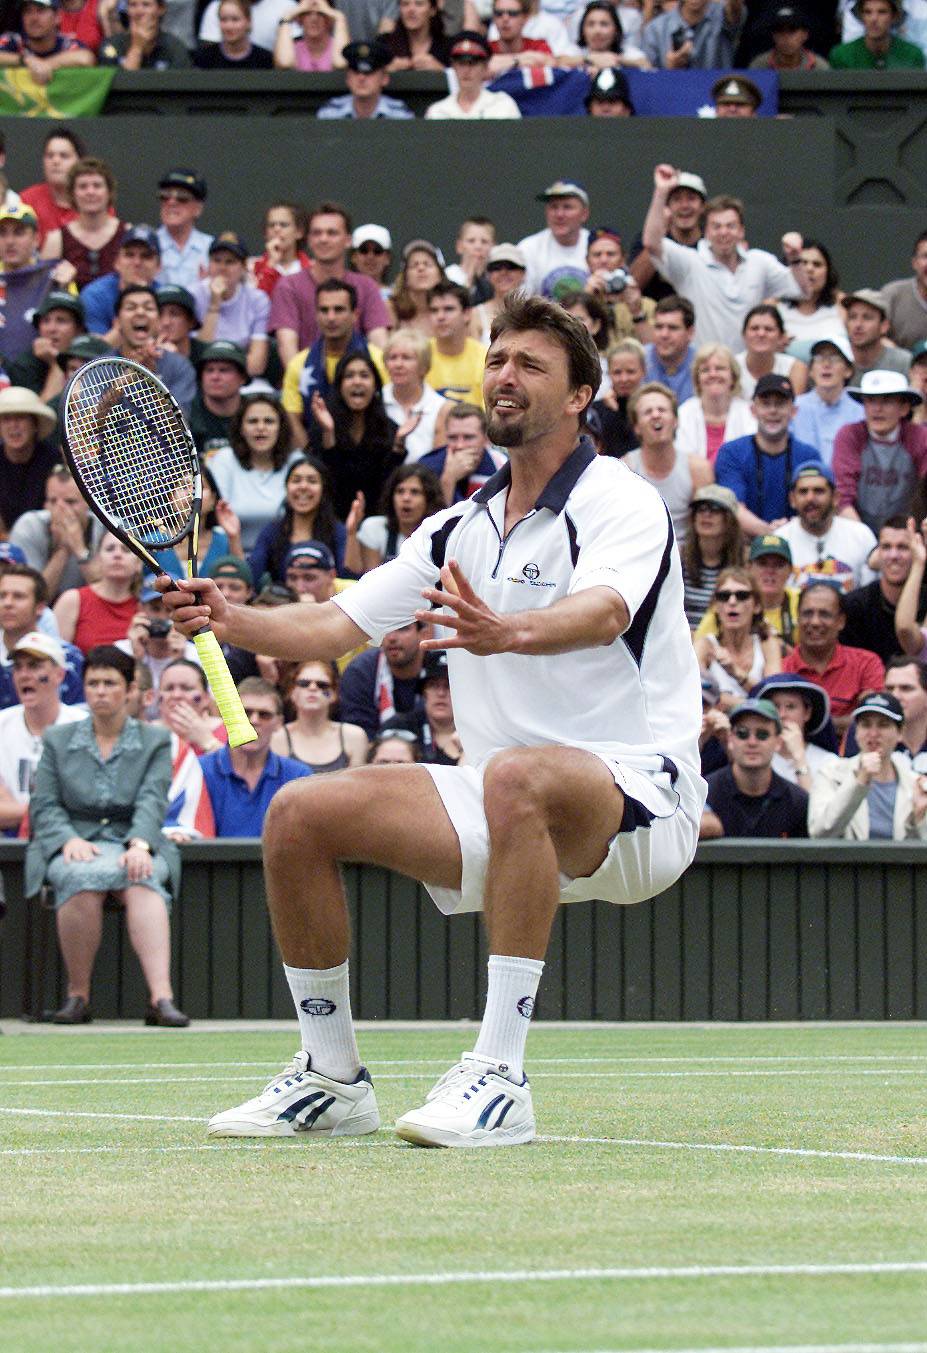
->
[242,707,278,722]
[733,726,774,741]
[294,678,332,693]
[355,243,386,255]
[159,190,195,204]
[715,588,752,603]
[487,262,524,273]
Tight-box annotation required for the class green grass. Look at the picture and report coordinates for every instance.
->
[1,1023,925,1353]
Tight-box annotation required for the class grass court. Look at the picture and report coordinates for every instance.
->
[1,1020,925,1353]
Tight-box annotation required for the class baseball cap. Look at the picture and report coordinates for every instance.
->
[56,334,111,371]
[285,542,336,571]
[791,462,835,487]
[209,230,248,261]
[33,290,85,326]
[729,697,781,730]
[155,284,197,320]
[417,650,450,690]
[402,238,446,269]
[487,242,527,270]
[712,75,762,110]
[158,169,207,201]
[852,691,904,724]
[206,555,254,587]
[809,334,854,365]
[749,534,792,563]
[0,542,27,564]
[343,39,391,71]
[20,0,61,7]
[910,339,927,365]
[352,223,392,252]
[842,288,887,317]
[691,483,738,515]
[754,372,794,400]
[847,368,923,405]
[0,202,38,228]
[669,172,707,200]
[120,224,160,255]
[195,340,248,373]
[139,583,162,604]
[770,4,811,27]
[12,631,66,667]
[537,180,590,207]
[751,673,831,736]
[448,29,491,60]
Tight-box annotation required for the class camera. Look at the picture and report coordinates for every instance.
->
[148,618,172,639]
[671,27,694,51]
[603,268,631,296]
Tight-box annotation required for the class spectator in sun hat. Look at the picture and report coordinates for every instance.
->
[517,179,591,299]
[192,231,270,378]
[426,30,522,119]
[749,5,830,70]
[4,288,84,403]
[832,368,927,534]
[830,0,925,68]
[700,696,810,839]
[316,39,415,119]
[711,73,763,115]
[810,690,927,839]
[0,387,59,531]
[79,226,161,344]
[751,671,838,787]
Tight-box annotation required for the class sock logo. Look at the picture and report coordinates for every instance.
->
[300,997,336,1016]
[516,996,535,1019]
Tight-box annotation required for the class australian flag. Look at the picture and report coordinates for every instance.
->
[487,67,592,117]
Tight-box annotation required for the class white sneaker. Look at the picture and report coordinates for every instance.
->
[395,1053,535,1148]
[207,1051,380,1138]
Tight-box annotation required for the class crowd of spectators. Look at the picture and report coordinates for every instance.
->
[0,60,926,1015]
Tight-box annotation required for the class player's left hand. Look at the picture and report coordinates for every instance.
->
[416,560,515,656]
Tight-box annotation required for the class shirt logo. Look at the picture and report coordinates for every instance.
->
[522,562,540,581]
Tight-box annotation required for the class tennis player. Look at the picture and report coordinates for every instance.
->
[160,293,706,1148]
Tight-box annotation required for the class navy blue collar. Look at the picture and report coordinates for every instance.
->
[471,437,596,516]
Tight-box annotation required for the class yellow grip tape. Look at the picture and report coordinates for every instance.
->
[192,629,257,748]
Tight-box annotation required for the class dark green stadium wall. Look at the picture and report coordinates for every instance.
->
[1,107,924,290]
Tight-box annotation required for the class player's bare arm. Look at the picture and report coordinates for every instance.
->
[416,559,628,656]
[157,575,368,663]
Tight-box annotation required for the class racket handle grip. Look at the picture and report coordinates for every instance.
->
[192,629,257,748]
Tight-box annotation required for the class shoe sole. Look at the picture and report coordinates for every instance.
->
[207,1111,381,1139]
[394,1119,536,1149]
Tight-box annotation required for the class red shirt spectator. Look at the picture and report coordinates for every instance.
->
[782,579,886,734]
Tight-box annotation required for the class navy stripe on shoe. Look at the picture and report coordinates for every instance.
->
[493,1098,515,1129]
[476,1093,506,1129]
[299,1096,336,1131]
[277,1090,325,1123]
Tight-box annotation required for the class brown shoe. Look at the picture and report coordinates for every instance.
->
[52,995,92,1024]
[144,998,190,1028]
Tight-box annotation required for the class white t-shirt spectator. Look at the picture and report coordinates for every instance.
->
[516,227,590,299]
[0,703,87,811]
[777,515,878,594]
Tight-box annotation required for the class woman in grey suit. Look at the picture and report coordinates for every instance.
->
[27,645,188,1026]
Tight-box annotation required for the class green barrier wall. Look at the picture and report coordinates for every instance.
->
[1,841,924,1022]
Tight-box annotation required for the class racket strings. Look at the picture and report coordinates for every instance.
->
[65,361,195,548]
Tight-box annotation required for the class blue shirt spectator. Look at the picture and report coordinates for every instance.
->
[791,388,864,469]
[643,1,745,70]
[644,341,696,404]
[200,744,311,836]
[716,431,822,526]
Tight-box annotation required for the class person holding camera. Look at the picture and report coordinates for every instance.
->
[643,0,745,68]
[584,227,655,344]
[122,585,199,695]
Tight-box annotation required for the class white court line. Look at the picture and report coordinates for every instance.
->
[2,1069,925,1088]
[2,1109,925,1166]
[529,1345,927,1353]
[1,1261,926,1301]
[3,1055,925,1072]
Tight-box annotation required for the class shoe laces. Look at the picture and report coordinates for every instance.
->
[261,1049,312,1095]
[425,1059,496,1107]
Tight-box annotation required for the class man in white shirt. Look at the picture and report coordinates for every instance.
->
[517,179,590,298]
[0,631,86,835]
[778,462,877,592]
[425,31,522,120]
[161,293,703,1150]
[643,163,805,350]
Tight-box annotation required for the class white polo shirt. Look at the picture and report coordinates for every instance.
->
[657,237,801,351]
[333,441,704,810]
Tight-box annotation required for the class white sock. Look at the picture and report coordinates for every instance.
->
[284,960,361,1083]
[472,954,544,1081]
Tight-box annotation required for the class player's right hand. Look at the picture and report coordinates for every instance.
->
[156,575,230,636]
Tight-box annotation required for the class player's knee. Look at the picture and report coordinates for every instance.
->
[483,748,548,829]
[263,778,327,856]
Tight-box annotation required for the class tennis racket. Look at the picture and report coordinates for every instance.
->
[61,355,257,748]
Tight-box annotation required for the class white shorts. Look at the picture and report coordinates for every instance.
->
[422,753,701,917]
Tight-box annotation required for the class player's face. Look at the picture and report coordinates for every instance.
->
[159,665,208,713]
[43,136,79,189]
[878,526,912,586]
[12,654,61,705]
[608,352,644,398]
[730,715,778,769]
[308,213,350,265]
[484,328,591,448]
[770,690,810,730]
[0,221,36,270]
[37,308,80,349]
[652,310,691,361]
[0,576,39,633]
[633,392,676,445]
[885,664,927,720]
[393,475,427,529]
[0,413,37,454]
[286,464,323,514]
[84,667,132,720]
[790,474,833,527]
[385,339,422,387]
[586,236,623,273]
[743,313,782,354]
[544,196,589,247]
[317,290,355,343]
[428,295,468,341]
[855,712,898,757]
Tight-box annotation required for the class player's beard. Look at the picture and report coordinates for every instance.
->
[486,411,526,446]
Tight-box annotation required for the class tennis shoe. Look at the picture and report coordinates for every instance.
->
[395,1052,535,1148]
[207,1050,380,1138]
